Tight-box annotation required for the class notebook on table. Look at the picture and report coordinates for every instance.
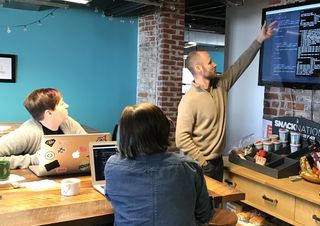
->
[89,141,118,195]
[29,133,109,176]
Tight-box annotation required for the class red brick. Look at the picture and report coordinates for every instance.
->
[287,102,305,111]
[170,87,182,92]
[160,60,175,66]
[158,75,169,80]
[158,92,174,97]
[281,94,293,101]
[172,35,183,40]
[162,18,177,24]
[160,43,170,49]
[161,102,174,107]
[264,107,277,116]
[264,93,278,100]
[279,109,285,115]
[138,92,148,98]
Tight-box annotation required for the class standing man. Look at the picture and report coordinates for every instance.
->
[176,22,276,181]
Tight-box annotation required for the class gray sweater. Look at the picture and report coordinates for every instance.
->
[0,116,86,169]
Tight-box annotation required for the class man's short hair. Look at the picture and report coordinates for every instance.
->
[185,51,200,75]
[118,103,170,159]
[24,88,62,121]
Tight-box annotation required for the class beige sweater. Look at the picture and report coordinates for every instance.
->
[176,40,261,166]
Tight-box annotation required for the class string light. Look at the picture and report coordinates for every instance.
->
[3,6,136,34]
[4,8,57,34]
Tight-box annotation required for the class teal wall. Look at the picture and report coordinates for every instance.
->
[0,7,137,133]
[209,50,224,74]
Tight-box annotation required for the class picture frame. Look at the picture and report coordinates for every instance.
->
[0,54,16,83]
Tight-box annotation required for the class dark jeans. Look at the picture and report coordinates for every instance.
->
[202,156,224,182]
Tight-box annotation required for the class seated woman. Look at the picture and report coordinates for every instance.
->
[0,88,86,169]
[105,103,215,226]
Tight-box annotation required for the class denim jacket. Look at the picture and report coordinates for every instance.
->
[105,151,214,226]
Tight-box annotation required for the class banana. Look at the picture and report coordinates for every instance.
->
[300,156,319,181]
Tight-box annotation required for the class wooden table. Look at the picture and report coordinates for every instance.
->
[0,169,244,226]
[0,123,21,137]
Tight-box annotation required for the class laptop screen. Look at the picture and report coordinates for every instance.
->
[92,144,118,181]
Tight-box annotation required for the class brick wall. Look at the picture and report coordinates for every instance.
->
[263,0,319,122]
[264,87,320,123]
[137,0,185,145]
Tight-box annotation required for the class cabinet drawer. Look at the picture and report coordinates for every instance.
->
[295,198,320,226]
[226,174,295,220]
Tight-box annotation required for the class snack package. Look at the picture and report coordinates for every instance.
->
[249,215,265,226]
[237,211,252,222]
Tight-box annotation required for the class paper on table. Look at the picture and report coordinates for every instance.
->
[0,126,11,131]
[0,174,25,185]
[20,180,60,190]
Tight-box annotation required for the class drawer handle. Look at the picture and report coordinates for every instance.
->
[262,195,278,206]
[312,214,320,222]
[224,179,237,188]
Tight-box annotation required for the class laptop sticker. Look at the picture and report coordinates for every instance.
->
[79,146,87,153]
[72,150,80,159]
[45,151,55,160]
[44,160,60,171]
[55,167,67,173]
[58,147,67,154]
[96,136,106,142]
[45,139,56,147]
[79,161,90,171]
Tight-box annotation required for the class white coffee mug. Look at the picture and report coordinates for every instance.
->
[61,178,81,196]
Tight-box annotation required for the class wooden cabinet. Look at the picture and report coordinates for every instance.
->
[295,198,320,226]
[230,174,295,221]
[224,157,320,226]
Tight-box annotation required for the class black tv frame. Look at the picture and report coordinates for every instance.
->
[258,0,320,90]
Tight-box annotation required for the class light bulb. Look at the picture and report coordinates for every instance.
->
[37,20,42,26]
[23,26,27,31]
[7,26,11,34]
[101,12,106,17]
[120,18,125,23]
[94,7,98,13]
[108,15,113,21]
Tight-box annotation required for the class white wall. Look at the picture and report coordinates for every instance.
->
[224,0,269,151]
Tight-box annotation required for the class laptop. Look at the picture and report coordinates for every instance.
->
[89,141,118,195]
[29,133,110,176]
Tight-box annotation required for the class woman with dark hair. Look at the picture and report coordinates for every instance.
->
[105,103,214,226]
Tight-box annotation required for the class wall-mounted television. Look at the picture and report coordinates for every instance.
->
[259,1,320,89]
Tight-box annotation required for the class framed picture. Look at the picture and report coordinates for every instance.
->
[0,54,16,83]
